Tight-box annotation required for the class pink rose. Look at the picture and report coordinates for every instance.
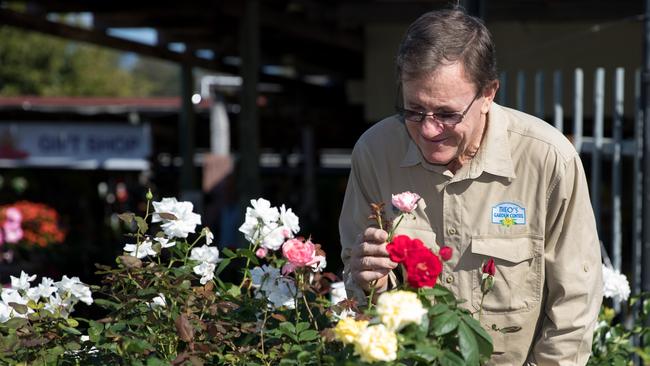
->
[282,238,316,267]
[391,191,421,213]
[4,207,22,224]
[3,222,22,244]
[255,247,268,258]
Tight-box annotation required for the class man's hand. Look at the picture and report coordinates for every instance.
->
[349,227,398,292]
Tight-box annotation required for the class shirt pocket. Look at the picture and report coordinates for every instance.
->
[471,234,543,314]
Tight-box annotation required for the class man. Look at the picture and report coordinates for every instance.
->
[339,8,603,365]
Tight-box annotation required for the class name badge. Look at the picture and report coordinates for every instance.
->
[491,202,526,226]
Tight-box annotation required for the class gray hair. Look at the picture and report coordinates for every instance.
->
[396,9,497,92]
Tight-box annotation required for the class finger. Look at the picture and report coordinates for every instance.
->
[363,227,388,244]
[352,269,391,287]
[351,256,397,271]
[352,242,390,257]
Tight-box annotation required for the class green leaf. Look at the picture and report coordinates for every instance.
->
[226,285,241,298]
[295,322,310,333]
[297,351,312,363]
[65,341,81,351]
[136,287,159,298]
[239,249,260,265]
[147,357,169,366]
[222,247,236,258]
[461,314,491,342]
[57,323,82,335]
[3,317,28,328]
[125,337,154,353]
[94,298,122,310]
[215,258,232,277]
[157,212,178,221]
[411,342,442,362]
[461,317,493,358]
[440,350,466,366]
[299,330,320,342]
[430,303,449,316]
[458,321,479,365]
[8,302,28,315]
[66,318,79,327]
[431,311,459,336]
[135,216,149,233]
[118,212,136,225]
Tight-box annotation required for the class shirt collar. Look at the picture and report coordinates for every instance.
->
[399,103,516,180]
[472,103,516,180]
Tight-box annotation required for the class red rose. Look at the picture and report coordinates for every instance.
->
[482,258,496,276]
[439,246,453,261]
[386,235,425,263]
[403,247,442,288]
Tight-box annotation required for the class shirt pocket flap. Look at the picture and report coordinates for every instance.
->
[472,236,538,263]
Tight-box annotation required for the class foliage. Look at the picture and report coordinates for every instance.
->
[0,191,497,365]
[0,26,153,97]
[588,294,650,366]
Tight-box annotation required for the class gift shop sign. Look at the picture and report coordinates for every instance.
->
[0,122,151,170]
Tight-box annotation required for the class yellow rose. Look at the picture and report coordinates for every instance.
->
[333,317,368,344]
[376,290,427,331]
[354,324,398,363]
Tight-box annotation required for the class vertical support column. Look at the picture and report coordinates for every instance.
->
[534,70,544,119]
[612,68,624,275]
[516,70,526,112]
[641,0,650,291]
[634,68,643,295]
[553,70,563,132]
[180,63,197,194]
[238,0,261,203]
[498,71,507,106]
[573,69,584,153]
[592,68,605,235]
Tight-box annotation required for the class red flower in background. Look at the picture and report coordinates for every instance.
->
[439,246,453,261]
[0,201,66,248]
[386,234,442,288]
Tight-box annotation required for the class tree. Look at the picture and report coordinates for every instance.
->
[0,26,154,97]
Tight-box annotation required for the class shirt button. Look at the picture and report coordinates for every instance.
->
[445,275,454,283]
[447,227,457,235]
[583,264,589,272]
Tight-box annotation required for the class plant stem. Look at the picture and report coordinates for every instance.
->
[478,293,485,324]
[302,292,318,331]
[260,309,269,364]
[367,281,377,310]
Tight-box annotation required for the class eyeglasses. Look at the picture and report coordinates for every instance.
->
[397,91,482,125]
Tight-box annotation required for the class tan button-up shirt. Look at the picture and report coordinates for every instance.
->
[339,103,603,365]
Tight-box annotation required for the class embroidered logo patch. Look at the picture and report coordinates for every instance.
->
[491,202,526,227]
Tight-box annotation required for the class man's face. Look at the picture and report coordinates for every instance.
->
[401,62,494,166]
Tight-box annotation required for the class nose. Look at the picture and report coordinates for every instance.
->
[419,115,445,137]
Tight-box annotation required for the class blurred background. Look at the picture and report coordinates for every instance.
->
[0,0,644,297]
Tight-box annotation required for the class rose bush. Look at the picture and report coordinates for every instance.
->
[1,189,641,365]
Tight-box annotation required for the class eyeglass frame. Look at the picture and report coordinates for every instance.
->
[396,90,483,125]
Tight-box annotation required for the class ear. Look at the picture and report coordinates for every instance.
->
[480,80,500,114]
